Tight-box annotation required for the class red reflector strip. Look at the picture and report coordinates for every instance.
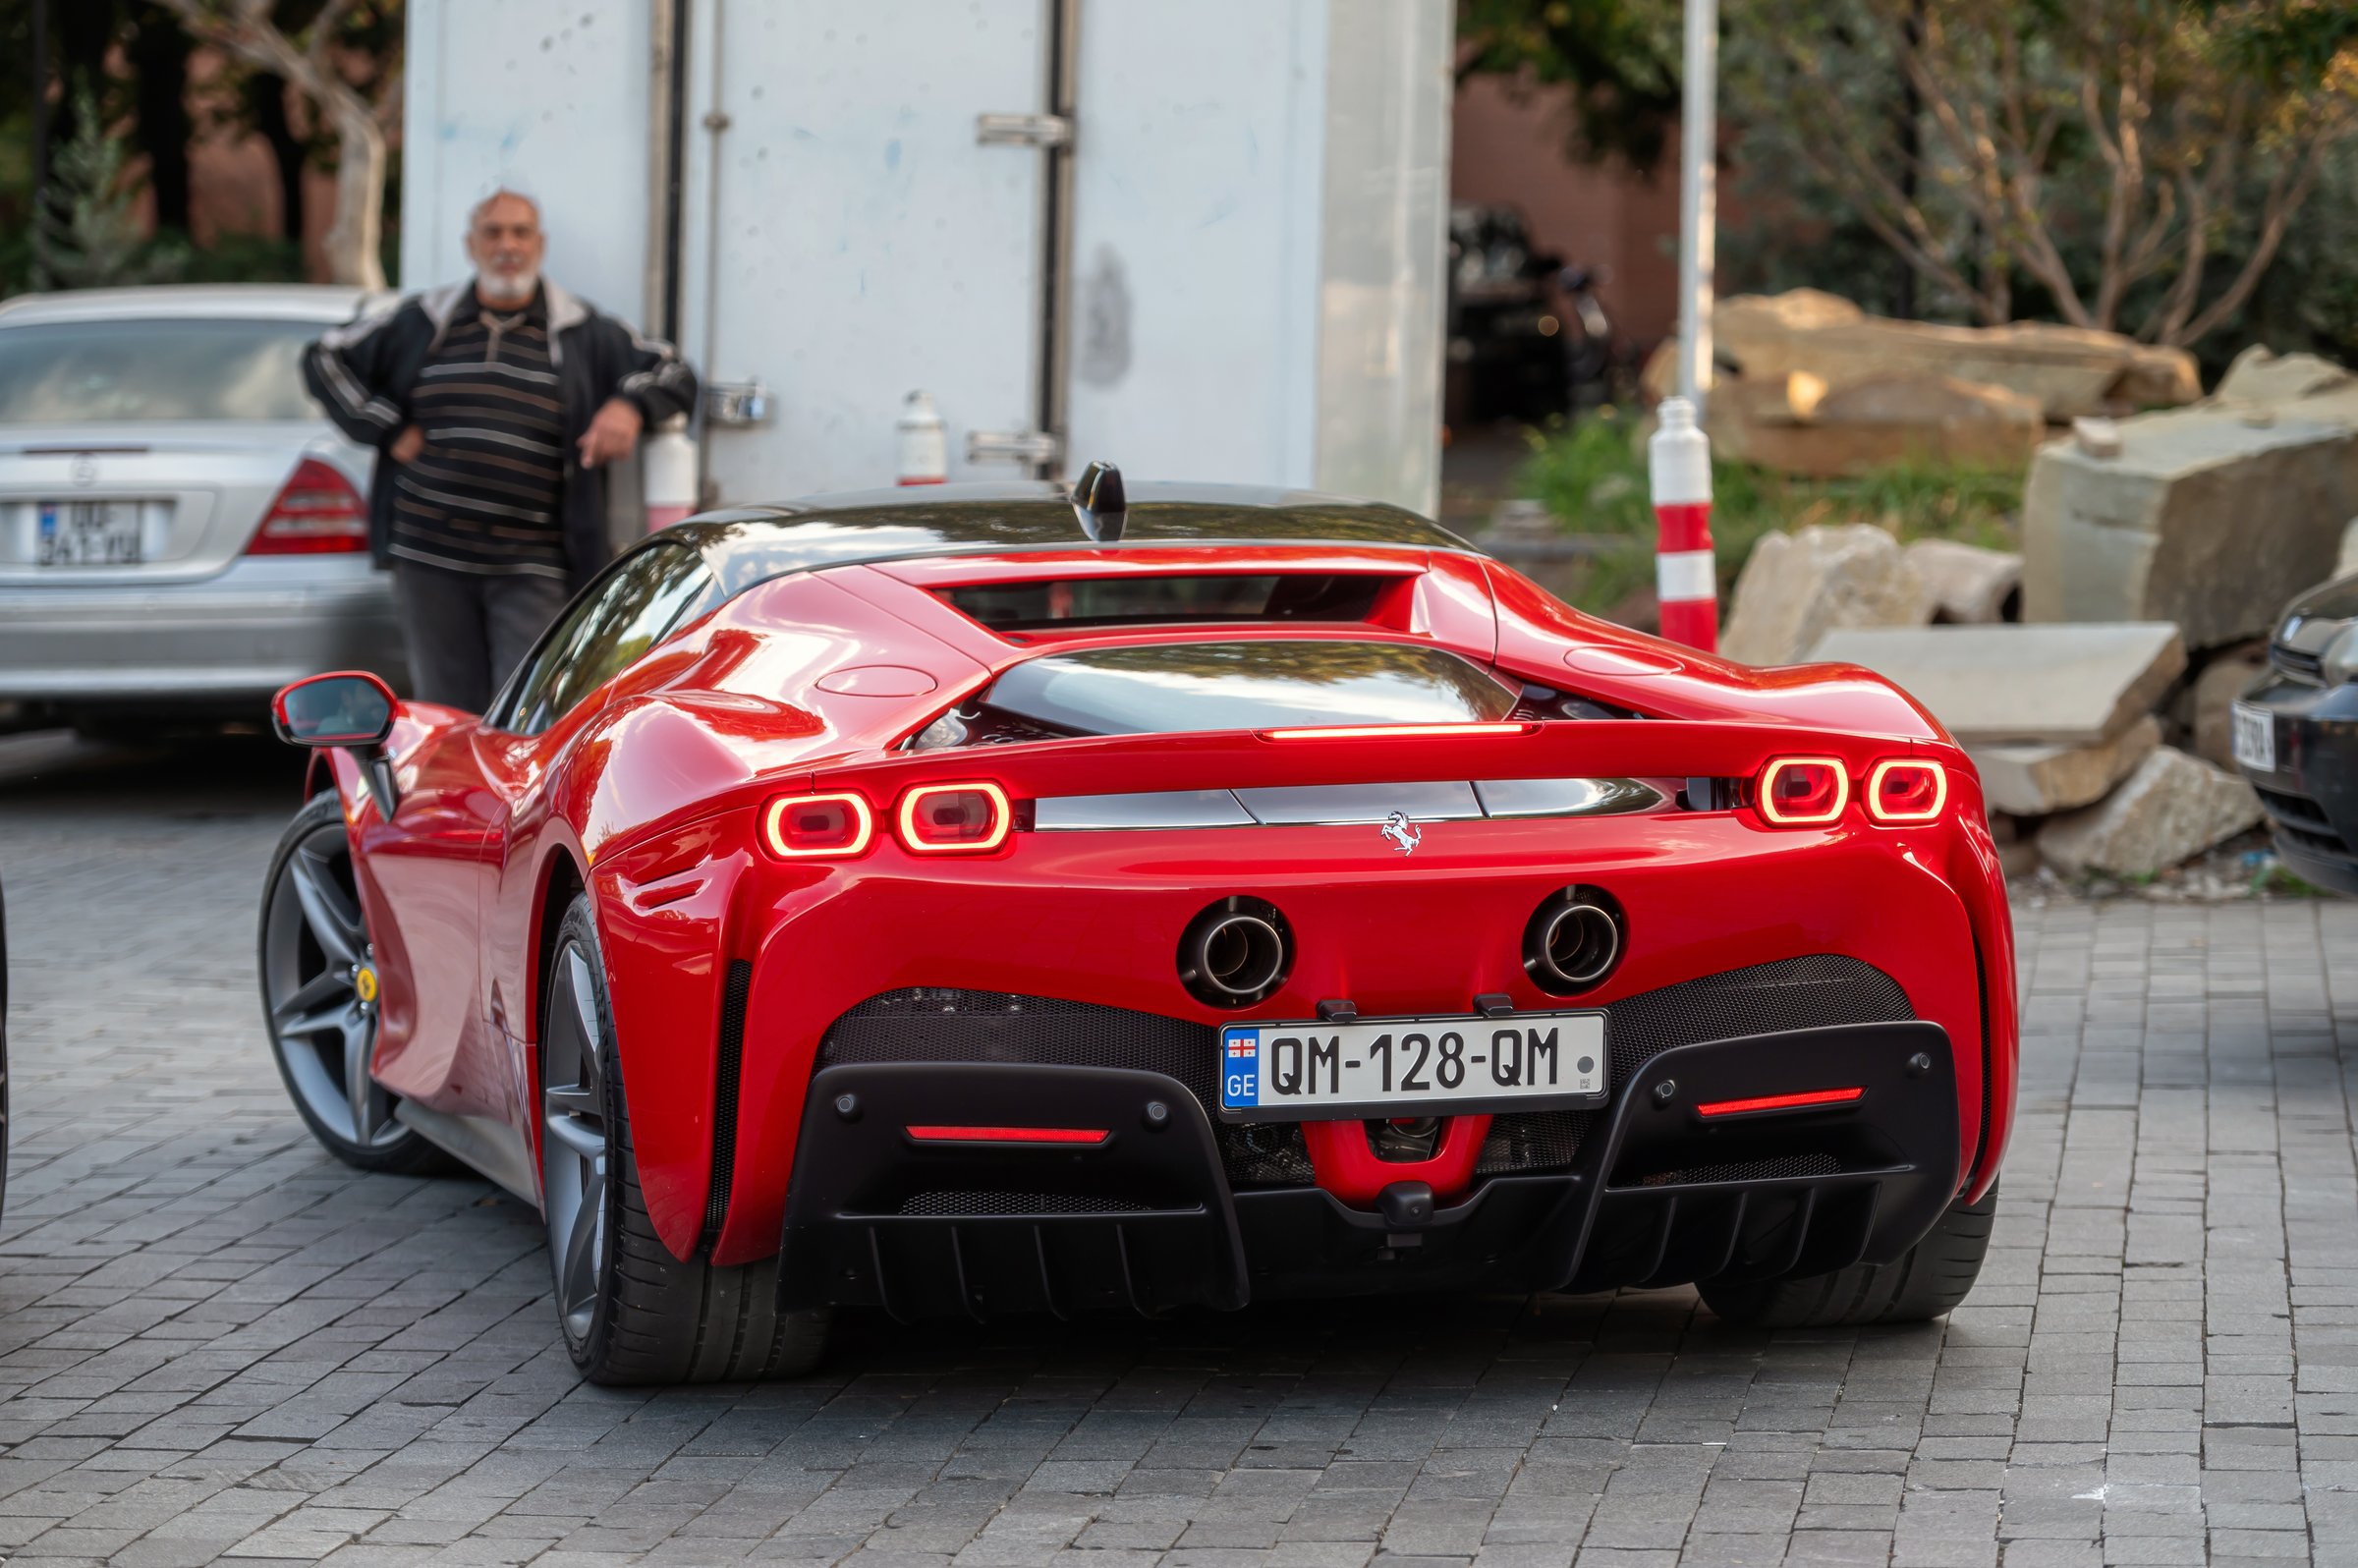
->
[904,1124,1109,1145]
[1262,722,1530,741]
[1694,1087,1866,1118]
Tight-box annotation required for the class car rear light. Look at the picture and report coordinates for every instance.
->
[897,781,1012,852]
[1262,722,1530,741]
[248,458,368,554]
[761,792,873,859]
[905,1125,1108,1145]
[1695,1087,1865,1118]
[1757,756,1849,826]
[1866,758,1948,822]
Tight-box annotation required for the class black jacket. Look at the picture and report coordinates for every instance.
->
[304,278,699,593]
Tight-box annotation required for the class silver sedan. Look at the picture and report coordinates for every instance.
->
[0,285,407,735]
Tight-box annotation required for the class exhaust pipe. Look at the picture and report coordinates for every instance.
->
[1523,886,1624,994]
[1178,896,1293,1007]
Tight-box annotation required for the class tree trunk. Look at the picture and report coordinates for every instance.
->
[321,102,386,290]
[129,4,193,233]
[252,73,306,244]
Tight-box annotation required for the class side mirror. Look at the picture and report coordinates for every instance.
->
[272,670,400,815]
[272,670,395,748]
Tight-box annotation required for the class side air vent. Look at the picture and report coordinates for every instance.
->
[701,960,754,1251]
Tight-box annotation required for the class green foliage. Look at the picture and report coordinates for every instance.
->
[1455,0,1681,169]
[1513,406,2021,614]
[32,84,187,291]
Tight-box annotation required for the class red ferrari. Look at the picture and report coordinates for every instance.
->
[260,472,2014,1385]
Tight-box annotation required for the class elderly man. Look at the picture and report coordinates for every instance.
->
[304,190,698,712]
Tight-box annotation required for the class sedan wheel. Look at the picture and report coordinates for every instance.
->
[257,793,445,1173]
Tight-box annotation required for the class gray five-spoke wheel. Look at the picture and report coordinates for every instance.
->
[540,941,610,1348]
[261,817,403,1149]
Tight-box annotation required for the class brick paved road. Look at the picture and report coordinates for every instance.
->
[4,738,2358,1567]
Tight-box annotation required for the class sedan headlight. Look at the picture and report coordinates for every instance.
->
[2326,623,2358,687]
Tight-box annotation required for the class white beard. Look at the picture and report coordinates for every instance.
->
[477,266,539,307]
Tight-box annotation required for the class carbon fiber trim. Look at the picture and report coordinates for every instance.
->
[702,959,753,1248]
[818,956,1916,1190]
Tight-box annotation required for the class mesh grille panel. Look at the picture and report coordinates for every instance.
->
[822,956,1913,1189]
[1634,1151,1841,1187]
[898,1190,1151,1216]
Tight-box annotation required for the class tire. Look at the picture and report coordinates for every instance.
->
[258,792,451,1175]
[1699,1182,1997,1329]
[539,893,831,1385]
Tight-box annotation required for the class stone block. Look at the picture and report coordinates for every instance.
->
[2189,649,2271,771]
[1710,374,2046,477]
[1721,524,1935,665]
[1906,539,2023,623]
[2019,406,2358,649]
[2035,746,2262,878]
[1711,290,2200,420]
[2340,517,2358,580]
[1970,715,2161,815]
[1805,622,2185,746]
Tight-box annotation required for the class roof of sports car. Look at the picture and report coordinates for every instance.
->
[669,481,1479,595]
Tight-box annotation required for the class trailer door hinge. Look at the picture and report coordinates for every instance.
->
[965,429,1062,466]
[976,112,1072,148]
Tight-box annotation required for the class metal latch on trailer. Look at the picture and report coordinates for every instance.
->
[976,112,1073,148]
[965,429,1063,466]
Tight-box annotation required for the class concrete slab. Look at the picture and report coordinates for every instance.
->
[1805,622,2186,746]
[1970,714,2161,815]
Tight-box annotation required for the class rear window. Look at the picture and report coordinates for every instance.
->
[0,318,322,422]
[947,639,1517,741]
[943,573,1387,631]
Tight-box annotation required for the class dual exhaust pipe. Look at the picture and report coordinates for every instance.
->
[1174,886,1626,1008]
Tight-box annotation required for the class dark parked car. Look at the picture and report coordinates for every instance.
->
[2232,570,2358,894]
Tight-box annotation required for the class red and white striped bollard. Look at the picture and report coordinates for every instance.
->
[1647,395,1717,651]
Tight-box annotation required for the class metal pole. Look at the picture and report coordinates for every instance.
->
[1674,0,1718,415]
[30,0,49,251]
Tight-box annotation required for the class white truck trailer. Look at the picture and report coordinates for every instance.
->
[399,0,1453,522]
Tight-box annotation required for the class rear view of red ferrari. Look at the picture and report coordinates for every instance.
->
[259,473,2014,1384]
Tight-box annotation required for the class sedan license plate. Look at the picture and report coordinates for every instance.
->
[2231,701,2275,773]
[36,500,143,566]
[1220,1012,1607,1121]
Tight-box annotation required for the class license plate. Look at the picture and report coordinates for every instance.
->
[1220,1012,1608,1121]
[36,500,143,566]
[2231,701,2275,773]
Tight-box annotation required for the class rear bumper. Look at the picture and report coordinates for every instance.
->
[2234,671,2358,895]
[0,556,406,704]
[779,1021,1959,1317]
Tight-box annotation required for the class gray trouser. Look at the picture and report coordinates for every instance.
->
[391,560,572,713]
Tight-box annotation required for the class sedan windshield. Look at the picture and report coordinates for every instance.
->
[0,318,323,422]
[982,640,1518,737]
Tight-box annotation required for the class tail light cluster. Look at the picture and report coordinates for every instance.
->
[762,781,1011,860]
[248,458,368,555]
[1756,756,1948,827]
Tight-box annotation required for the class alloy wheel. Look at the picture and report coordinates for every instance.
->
[540,941,610,1347]
[260,819,403,1149]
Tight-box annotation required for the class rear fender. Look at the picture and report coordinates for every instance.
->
[589,806,763,1261]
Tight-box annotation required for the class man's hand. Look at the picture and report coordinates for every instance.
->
[577,398,644,469]
[389,424,425,464]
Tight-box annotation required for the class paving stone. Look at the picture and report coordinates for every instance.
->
[5,744,2358,1564]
